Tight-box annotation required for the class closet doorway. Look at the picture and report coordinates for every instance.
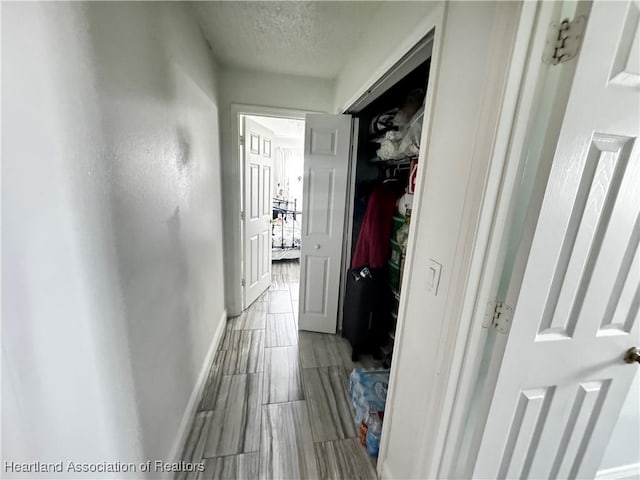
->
[240,113,305,310]
[298,37,432,340]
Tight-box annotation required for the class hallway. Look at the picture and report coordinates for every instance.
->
[179,261,380,480]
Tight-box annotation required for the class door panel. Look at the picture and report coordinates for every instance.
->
[261,230,270,277]
[243,117,274,307]
[474,2,640,478]
[609,1,640,88]
[249,235,259,287]
[262,166,271,216]
[299,114,353,333]
[250,164,260,219]
[306,169,334,235]
[303,255,329,315]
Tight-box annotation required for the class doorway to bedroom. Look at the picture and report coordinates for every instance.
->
[240,114,305,311]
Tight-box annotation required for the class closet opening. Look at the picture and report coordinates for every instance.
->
[340,57,430,365]
[333,50,432,461]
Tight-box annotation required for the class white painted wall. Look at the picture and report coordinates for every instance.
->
[333,1,441,112]
[218,68,333,315]
[2,1,225,473]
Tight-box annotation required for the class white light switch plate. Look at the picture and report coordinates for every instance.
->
[427,259,442,295]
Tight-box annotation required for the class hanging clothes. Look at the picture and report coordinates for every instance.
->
[351,183,400,269]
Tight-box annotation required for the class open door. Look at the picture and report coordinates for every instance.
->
[298,114,353,333]
[474,2,640,478]
[242,117,274,308]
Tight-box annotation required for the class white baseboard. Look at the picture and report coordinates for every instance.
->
[167,309,227,464]
[596,463,640,480]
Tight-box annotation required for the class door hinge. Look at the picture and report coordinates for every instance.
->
[240,135,245,146]
[240,211,245,220]
[542,16,586,65]
[241,278,246,287]
[482,301,513,334]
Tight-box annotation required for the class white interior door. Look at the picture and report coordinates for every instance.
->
[243,117,274,308]
[474,3,640,478]
[298,114,353,333]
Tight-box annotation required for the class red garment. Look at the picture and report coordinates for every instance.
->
[351,183,399,269]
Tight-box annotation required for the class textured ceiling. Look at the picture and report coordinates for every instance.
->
[192,2,380,78]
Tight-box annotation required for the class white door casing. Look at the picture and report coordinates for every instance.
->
[298,114,353,333]
[474,2,640,479]
[243,117,274,308]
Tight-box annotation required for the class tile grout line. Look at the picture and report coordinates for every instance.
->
[186,261,374,479]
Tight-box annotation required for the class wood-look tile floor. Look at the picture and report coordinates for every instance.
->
[179,260,381,480]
